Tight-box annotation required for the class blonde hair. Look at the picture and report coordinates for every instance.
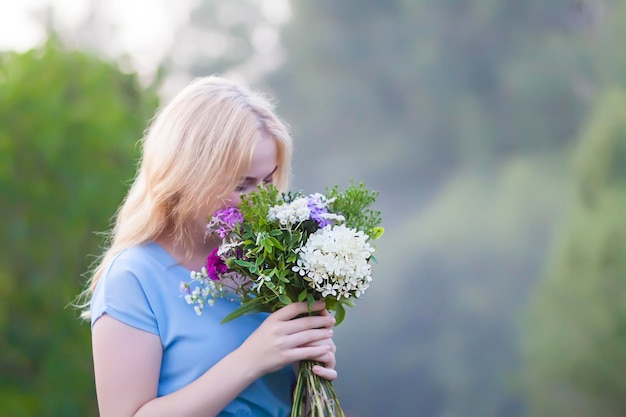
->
[78,76,292,315]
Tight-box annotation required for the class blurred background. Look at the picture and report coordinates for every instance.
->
[2,0,626,416]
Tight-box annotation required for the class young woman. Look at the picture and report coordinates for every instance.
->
[81,76,337,417]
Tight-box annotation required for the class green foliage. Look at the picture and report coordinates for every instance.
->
[326,181,382,238]
[235,183,380,323]
[524,88,626,417]
[0,40,158,415]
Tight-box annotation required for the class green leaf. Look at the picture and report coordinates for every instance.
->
[297,289,307,302]
[335,302,346,326]
[234,259,255,268]
[370,226,385,239]
[221,295,276,323]
[278,294,292,305]
[270,237,284,250]
[306,293,316,311]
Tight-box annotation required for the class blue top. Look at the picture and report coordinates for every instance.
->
[90,242,295,417]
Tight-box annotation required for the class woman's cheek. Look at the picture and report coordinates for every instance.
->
[222,192,242,208]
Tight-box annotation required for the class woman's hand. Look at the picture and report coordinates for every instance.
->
[236,301,337,379]
[299,307,337,381]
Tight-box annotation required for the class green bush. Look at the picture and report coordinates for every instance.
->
[0,40,158,416]
[524,89,626,417]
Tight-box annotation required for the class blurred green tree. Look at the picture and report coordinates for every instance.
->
[0,40,158,415]
[523,88,626,417]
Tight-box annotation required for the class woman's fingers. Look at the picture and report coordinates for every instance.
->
[300,337,336,354]
[305,342,336,368]
[288,344,332,362]
[312,364,338,381]
[282,314,335,335]
[277,328,333,351]
[243,301,339,375]
[314,350,336,369]
[270,301,326,321]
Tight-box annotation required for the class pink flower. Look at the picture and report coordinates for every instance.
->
[206,247,228,281]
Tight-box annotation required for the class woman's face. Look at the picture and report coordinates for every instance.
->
[224,135,278,208]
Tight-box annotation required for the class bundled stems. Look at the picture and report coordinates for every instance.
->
[292,360,345,417]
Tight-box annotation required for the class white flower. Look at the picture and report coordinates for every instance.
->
[318,212,345,222]
[254,274,272,293]
[181,266,226,315]
[293,224,375,300]
[217,239,243,257]
[267,197,311,226]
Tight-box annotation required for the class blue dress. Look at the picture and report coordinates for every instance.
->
[90,242,295,417]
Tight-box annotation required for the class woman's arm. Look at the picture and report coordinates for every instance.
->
[92,301,336,417]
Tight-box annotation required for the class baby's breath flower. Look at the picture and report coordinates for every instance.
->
[267,197,311,226]
[181,267,227,315]
[293,224,374,300]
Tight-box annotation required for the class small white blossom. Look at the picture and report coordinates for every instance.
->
[267,197,311,226]
[318,212,345,222]
[254,274,272,293]
[217,239,243,257]
[181,265,229,315]
[293,224,375,300]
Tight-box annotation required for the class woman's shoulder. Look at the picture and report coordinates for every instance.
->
[91,242,177,331]
[109,242,177,275]
[96,241,180,298]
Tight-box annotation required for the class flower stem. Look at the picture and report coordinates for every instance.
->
[291,360,345,417]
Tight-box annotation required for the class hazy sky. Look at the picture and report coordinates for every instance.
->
[0,0,291,93]
[0,0,189,77]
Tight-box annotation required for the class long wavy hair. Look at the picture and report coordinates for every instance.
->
[78,76,293,317]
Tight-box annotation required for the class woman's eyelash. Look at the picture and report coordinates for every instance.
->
[235,178,273,192]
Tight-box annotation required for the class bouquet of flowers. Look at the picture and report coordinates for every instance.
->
[180,182,383,417]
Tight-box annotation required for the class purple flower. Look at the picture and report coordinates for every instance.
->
[207,207,243,238]
[206,248,228,281]
[216,207,243,227]
[307,196,331,227]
